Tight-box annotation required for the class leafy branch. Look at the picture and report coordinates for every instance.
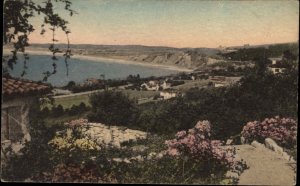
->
[3,0,77,81]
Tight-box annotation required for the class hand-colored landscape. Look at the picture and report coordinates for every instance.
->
[2,0,298,184]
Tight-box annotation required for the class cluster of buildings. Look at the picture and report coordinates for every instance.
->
[267,57,290,75]
[140,79,172,91]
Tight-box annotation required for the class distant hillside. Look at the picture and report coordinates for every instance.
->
[25,42,298,68]
[221,42,299,61]
[28,44,220,69]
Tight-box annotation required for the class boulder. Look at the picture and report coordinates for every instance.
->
[265,138,283,154]
[226,139,233,145]
[225,171,239,179]
[251,140,265,148]
[240,136,246,144]
[282,152,296,163]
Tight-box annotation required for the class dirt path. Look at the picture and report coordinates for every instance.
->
[234,145,296,185]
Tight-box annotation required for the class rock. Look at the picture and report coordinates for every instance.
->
[265,138,283,154]
[112,158,123,163]
[226,139,233,145]
[240,136,246,144]
[147,152,157,160]
[282,152,296,162]
[225,171,239,179]
[251,141,265,148]
[131,155,144,162]
[123,158,131,164]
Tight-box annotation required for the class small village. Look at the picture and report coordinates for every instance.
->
[49,56,287,106]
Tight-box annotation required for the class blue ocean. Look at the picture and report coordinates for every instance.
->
[8,54,180,87]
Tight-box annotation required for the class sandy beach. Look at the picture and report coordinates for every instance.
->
[3,49,193,72]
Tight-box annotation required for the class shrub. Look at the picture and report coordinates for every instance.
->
[165,120,247,175]
[40,107,50,117]
[67,102,89,116]
[51,104,64,117]
[241,116,297,148]
[118,156,224,184]
[87,91,138,126]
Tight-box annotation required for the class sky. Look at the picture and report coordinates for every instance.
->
[29,0,299,48]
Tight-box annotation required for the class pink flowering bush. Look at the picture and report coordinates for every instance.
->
[165,120,247,175]
[241,116,297,148]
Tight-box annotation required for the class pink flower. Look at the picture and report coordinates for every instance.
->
[167,148,180,156]
[176,130,187,138]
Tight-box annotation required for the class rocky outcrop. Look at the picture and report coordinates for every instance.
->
[235,144,296,185]
[264,138,295,162]
[50,123,148,150]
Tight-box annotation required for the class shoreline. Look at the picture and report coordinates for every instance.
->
[3,49,193,72]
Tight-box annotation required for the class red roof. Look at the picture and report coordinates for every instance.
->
[2,76,52,98]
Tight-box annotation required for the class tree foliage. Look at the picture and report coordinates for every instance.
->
[88,91,139,126]
[3,0,76,80]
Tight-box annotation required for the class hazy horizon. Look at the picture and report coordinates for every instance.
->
[29,0,299,48]
[26,41,298,49]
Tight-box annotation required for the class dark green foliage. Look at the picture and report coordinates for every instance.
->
[136,64,298,139]
[137,98,199,134]
[1,119,65,181]
[116,156,225,184]
[221,43,298,61]
[70,83,105,93]
[65,81,76,88]
[40,107,50,117]
[67,102,89,116]
[170,80,185,86]
[87,91,139,126]
[51,104,64,117]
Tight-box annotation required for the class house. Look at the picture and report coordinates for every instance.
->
[213,82,227,88]
[268,57,288,74]
[1,76,52,154]
[141,80,160,91]
[161,80,171,90]
[160,90,177,100]
[85,78,101,86]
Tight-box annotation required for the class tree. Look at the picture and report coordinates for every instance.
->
[283,50,297,61]
[51,104,64,117]
[87,91,138,126]
[3,0,76,80]
[65,81,76,88]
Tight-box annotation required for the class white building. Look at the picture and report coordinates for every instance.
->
[161,81,171,90]
[160,91,177,100]
[268,57,288,74]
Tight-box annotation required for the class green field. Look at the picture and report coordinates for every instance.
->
[50,89,159,109]
[172,79,209,91]
[53,94,90,108]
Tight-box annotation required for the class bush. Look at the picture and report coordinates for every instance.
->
[118,156,225,184]
[40,107,50,117]
[1,119,65,181]
[165,121,247,175]
[51,104,64,117]
[137,98,199,134]
[241,116,297,148]
[67,102,88,116]
[118,121,248,184]
[87,91,139,126]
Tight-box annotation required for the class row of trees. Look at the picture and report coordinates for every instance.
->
[40,102,89,117]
